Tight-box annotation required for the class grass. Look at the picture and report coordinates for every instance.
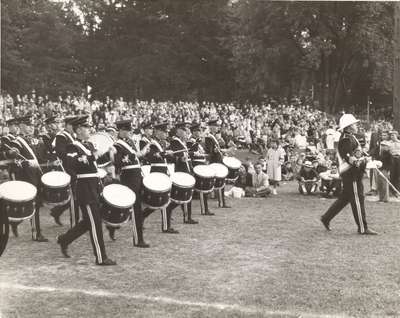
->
[0,175,399,317]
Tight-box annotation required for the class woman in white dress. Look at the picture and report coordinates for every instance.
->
[266,140,286,194]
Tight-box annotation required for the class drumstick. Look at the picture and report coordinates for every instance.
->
[3,143,29,161]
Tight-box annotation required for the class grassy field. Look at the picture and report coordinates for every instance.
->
[0,178,399,318]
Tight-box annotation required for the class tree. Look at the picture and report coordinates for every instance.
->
[226,1,393,112]
[1,0,84,97]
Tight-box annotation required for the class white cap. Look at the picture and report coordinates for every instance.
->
[338,114,359,131]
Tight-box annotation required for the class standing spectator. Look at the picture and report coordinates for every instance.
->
[376,137,392,202]
[388,130,400,196]
[266,140,285,195]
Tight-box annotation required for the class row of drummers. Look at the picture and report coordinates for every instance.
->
[0,115,241,264]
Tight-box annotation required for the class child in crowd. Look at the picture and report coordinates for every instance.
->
[297,161,319,195]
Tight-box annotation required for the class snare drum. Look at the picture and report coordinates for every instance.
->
[41,171,71,205]
[171,172,195,204]
[193,165,215,193]
[101,184,136,227]
[0,181,37,222]
[223,157,241,182]
[142,173,172,209]
[210,163,228,189]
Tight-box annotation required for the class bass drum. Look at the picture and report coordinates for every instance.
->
[89,132,114,158]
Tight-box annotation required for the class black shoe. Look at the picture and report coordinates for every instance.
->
[204,211,215,216]
[359,228,378,235]
[34,234,49,242]
[11,223,18,237]
[96,258,117,266]
[135,241,150,248]
[221,205,231,209]
[162,228,179,234]
[320,217,331,231]
[56,235,70,258]
[184,219,198,224]
[108,228,116,241]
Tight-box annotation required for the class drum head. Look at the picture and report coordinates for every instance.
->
[0,181,37,202]
[103,184,136,208]
[89,132,114,157]
[143,173,172,192]
[193,165,215,178]
[223,156,241,169]
[41,171,71,188]
[172,172,195,187]
[210,163,229,178]
[98,168,107,179]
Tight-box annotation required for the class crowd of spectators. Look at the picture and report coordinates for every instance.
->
[1,90,399,200]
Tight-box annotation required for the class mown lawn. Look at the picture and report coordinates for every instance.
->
[0,179,399,318]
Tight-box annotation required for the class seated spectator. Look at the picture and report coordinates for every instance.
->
[245,162,271,197]
[319,163,342,197]
[297,161,319,195]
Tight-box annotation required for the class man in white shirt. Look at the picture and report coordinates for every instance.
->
[245,162,271,197]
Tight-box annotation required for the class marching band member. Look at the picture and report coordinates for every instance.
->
[57,115,116,265]
[139,122,153,164]
[49,116,79,226]
[205,119,231,209]
[320,114,378,235]
[1,118,20,181]
[142,122,177,233]
[166,121,198,225]
[41,116,63,172]
[106,119,149,247]
[188,122,212,215]
[11,115,48,242]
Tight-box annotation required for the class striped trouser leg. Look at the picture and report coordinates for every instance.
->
[130,208,139,245]
[83,204,107,263]
[182,203,187,222]
[350,181,367,233]
[199,192,205,215]
[161,208,168,231]
[30,200,41,240]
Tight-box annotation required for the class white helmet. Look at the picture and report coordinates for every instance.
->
[338,114,359,131]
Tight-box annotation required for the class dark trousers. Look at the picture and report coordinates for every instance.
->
[166,201,193,224]
[215,187,227,207]
[59,202,107,263]
[199,192,210,214]
[322,176,368,233]
[390,156,400,193]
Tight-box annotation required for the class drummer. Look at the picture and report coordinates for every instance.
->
[41,116,63,172]
[57,115,116,266]
[188,122,212,215]
[138,122,153,165]
[49,115,79,226]
[9,115,48,242]
[0,118,20,180]
[205,119,231,209]
[106,119,149,247]
[142,121,177,233]
[166,121,198,225]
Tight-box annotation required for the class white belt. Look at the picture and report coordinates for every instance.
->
[121,164,141,170]
[151,163,168,167]
[77,173,100,179]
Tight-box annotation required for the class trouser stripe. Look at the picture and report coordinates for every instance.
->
[200,192,204,214]
[161,208,168,231]
[353,181,364,233]
[70,195,76,228]
[130,208,138,245]
[86,205,102,263]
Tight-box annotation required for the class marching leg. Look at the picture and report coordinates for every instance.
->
[220,187,230,208]
[199,192,205,215]
[204,192,214,215]
[130,208,139,246]
[184,201,198,224]
[31,201,48,242]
